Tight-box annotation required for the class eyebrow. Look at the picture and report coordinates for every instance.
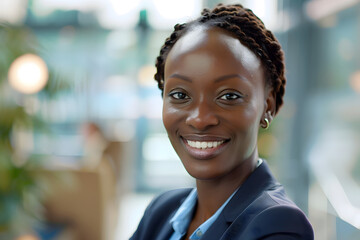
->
[167,73,248,83]
[214,74,247,83]
[167,74,192,82]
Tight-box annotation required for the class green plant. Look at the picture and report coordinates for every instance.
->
[0,24,68,237]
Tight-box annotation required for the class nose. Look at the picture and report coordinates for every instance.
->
[185,100,219,131]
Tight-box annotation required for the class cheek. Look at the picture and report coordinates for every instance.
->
[245,105,261,128]
[242,104,263,150]
[231,104,262,147]
[231,104,260,130]
[243,93,265,127]
[243,103,262,137]
[162,101,183,133]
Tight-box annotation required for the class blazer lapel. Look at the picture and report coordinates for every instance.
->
[201,161,279,240]
[156,221,174,240]
[224,161,278,222]
[156,189,192,240]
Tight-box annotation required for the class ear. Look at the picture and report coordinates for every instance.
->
[260,88,276,128]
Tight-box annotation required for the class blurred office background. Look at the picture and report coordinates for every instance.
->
[0,0,360,239]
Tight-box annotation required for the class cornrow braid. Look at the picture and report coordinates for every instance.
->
[154,4,286,114]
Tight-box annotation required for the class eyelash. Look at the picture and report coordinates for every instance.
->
[167,90,244,102]
[219,92,242,100]
[168,91,189,100]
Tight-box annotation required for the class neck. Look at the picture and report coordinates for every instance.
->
[194,152,258,221]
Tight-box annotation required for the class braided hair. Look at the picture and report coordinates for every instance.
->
[154,3,286,114]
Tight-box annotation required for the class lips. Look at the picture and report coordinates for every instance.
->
[186,140,224,149]
[181,135,230,160]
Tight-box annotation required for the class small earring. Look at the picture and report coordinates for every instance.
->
[263,118,270,130]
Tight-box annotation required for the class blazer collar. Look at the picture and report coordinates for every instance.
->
[223,160,279,222]
[157,190,192,240]
[157,224,173,240]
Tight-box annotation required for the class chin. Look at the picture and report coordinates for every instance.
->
[182,161,227,180]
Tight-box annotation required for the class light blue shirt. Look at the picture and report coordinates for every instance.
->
[169,159,263,240]
[169,188,237,240]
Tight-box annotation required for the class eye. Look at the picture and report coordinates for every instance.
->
[169,91,189,100]
[219,92,242,101]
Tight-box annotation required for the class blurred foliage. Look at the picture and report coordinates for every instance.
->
[43,68,71,98]
[0,23,70,98]
[0,25,37,84]
[0,23,68,236]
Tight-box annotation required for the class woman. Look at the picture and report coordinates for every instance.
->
[131,4,314,240]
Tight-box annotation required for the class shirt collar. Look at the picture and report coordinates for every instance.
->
[170,159,263,239]
[170,188,197,236]
[189,189,237,240]
[170,188,238,239]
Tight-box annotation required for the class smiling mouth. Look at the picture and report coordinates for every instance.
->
[180,136,230,160]
[186,140,225,149]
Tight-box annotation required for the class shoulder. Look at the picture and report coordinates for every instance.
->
[139,187,192,223]
[242,188,314,239]
[130,188,192,240]
[251,204,313,236]
[147,188,193,214]
[221,161,314,239]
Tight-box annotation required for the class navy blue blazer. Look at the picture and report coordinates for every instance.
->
[130,161,314,240]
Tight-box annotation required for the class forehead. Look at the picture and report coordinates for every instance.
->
[164,25,263,81]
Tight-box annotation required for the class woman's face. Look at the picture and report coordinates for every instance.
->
[162,25,273,180]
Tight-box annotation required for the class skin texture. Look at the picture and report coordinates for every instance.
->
[162,25,276,238]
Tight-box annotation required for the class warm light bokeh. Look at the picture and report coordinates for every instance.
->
[8,53,49,94]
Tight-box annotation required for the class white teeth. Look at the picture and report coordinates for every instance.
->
[187,140,224,149]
